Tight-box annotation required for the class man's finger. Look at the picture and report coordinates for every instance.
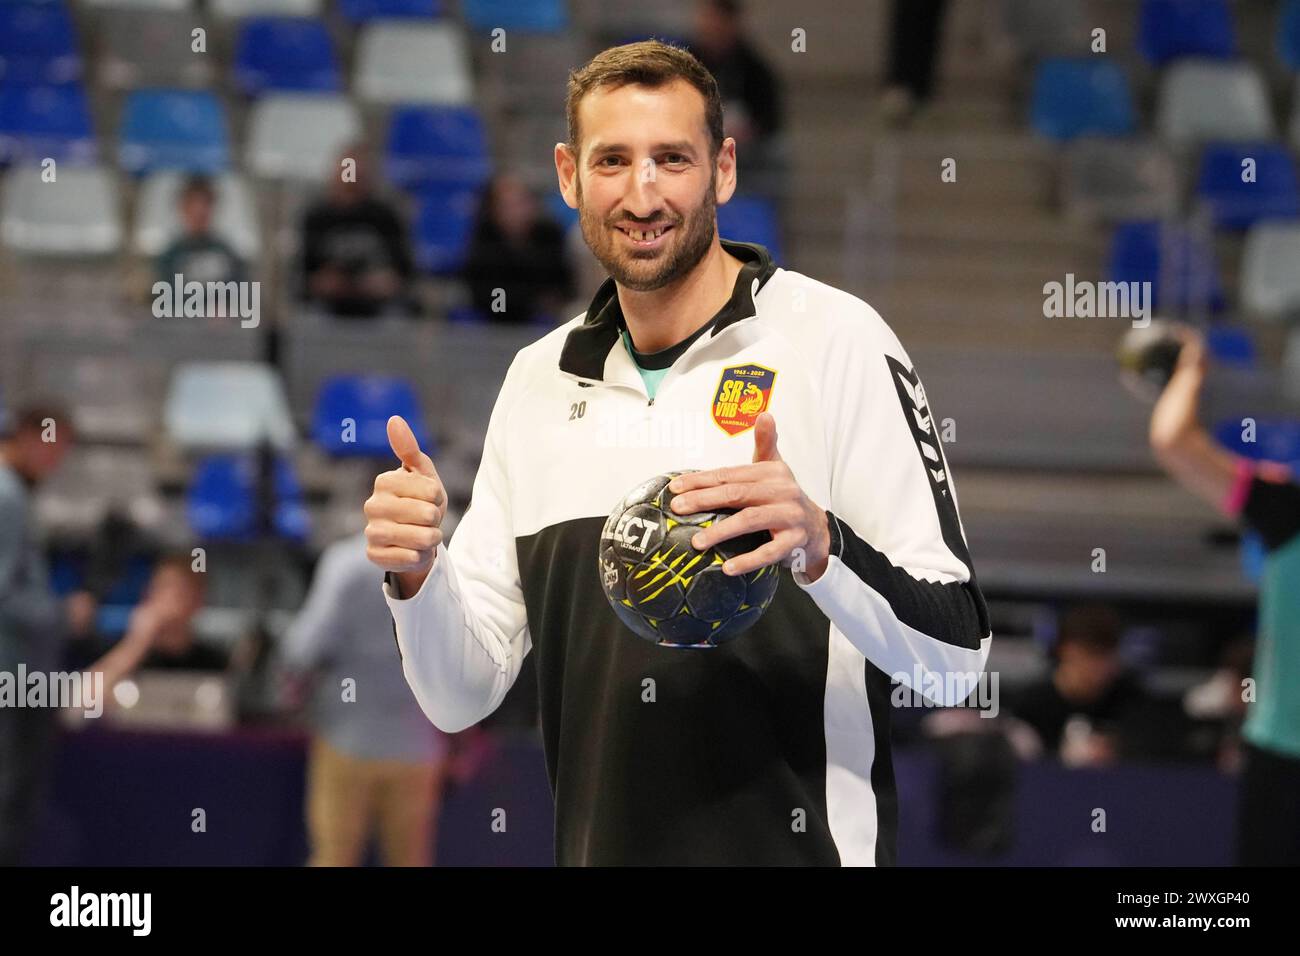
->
[670,480,784,516]
[374,468,445,506]
[387,415,437,478]
[752,412,782,464]
[716,534,792,577]
[688,504,790,551]
[668,461,780,495]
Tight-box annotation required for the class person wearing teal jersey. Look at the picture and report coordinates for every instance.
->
[1150,330,1300,866]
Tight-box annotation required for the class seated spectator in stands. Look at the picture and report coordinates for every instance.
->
[1183,635,1254,773]
[301,146,413,319]
[1006,605,1161,767]
[156,176,246,288]
[66,553,227,695]
[688,0,787,198]
[461,173,574,324]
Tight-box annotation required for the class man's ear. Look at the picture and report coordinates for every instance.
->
[554,142,579,209]
[714,136,738,205]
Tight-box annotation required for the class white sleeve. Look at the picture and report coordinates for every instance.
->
[792,307,992,705]
[381,359,531,733]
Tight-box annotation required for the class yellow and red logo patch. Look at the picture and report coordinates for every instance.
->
[711,363,776,436]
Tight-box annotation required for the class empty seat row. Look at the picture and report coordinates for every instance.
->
[2,14,474,106]
[1,90,495,190]
[1107,217,1300,323]
[1030,58,1300,149]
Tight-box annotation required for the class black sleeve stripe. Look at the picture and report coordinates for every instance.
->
[1243,476,1300,553]
[829,510,987,651]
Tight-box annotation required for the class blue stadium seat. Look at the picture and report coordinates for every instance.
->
[1106,220,1225,314]
[1030,59,1135,141]
[0,1,80,85]
[338,0,438,21]
[187,454,310,542]
[232,17,340,95]
[1280,0,1300,70]
[717,195,782,262]
[0,82,95,163]
[384,105,490,190]
[413,183,477,273]
[1206,325,1257,367]
[1196,143,1300,230]
[118,89,231,174]
[1138,0,1235,66]
[311,375,433,458]
[462,0,567,33]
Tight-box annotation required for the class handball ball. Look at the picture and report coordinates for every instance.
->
[1117,319,1188,402]
[598,470,780,648]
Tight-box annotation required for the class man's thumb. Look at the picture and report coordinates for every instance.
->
[752,412,782,463]
[387,416,435,476]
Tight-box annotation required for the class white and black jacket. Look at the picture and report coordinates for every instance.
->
[384,240,992,865]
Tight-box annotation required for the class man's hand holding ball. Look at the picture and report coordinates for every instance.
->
[365,415,447,598]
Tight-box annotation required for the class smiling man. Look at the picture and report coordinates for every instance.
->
[365,40,991,865]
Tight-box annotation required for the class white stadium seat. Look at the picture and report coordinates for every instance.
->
[245,93,360,182]
[354,21,473,105]
[1,164,122,256]
[164,361,297,451]
[1156,60,1274,147]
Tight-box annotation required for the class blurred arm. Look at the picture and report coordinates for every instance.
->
[1149,335,1239,509]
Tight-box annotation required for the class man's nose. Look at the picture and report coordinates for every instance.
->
[622,160,662,217]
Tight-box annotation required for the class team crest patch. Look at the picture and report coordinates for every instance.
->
[711,363,776,436]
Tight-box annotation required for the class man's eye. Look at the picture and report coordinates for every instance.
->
[600,156,623,167]
[663,154,687,165]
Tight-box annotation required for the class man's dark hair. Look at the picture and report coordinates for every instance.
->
[565,39,725,159]
[179,175,216,204]
[1056,604,1123,655]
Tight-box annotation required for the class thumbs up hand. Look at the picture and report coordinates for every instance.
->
[664,412,834,583]
[365,416,447,595]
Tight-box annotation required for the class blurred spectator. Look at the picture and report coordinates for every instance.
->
[279,532,451,866]
[65,553,227,689]
[0,402,75,866]
[1184,635,1254,773]
[462,173,574,324]
[156,176,246,288]
[689,0,787,198]
[301,146,413,319]
[65,506,155,640]
[880,0,951,126]
[1006,605,1160,766]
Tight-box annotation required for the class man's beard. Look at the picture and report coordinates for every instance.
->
[576,174,717,293]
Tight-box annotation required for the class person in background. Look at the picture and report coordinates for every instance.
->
[688,0,786,199]
[280,532,452,867]
[0,402,75,865]
[301,146,413,319]
[1005,604,1158,767]
[65,553,226,691]
[1150,329,1300,865]
[156,176,245,290]
[880,0,951,126]
[461,173,574,324]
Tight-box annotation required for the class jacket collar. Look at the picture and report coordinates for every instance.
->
[559,239,778,380]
